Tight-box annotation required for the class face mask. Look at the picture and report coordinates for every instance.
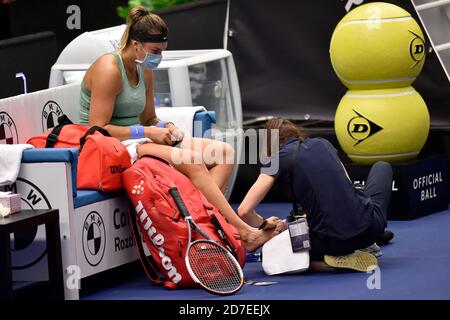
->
[135,46,162,70]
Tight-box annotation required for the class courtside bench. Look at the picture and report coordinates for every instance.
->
[0,81,217,299]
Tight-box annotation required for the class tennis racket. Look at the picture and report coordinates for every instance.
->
[169,187,244,295]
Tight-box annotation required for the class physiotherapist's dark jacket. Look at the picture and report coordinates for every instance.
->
[261,137,376,241]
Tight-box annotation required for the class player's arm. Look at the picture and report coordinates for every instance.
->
[87,56,135,141]
[139,69,160,126]
[139,69,182,144]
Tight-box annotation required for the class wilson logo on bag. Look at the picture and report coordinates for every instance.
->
[134,199,182,284]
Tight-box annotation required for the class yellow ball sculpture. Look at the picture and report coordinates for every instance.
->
[330,2,426,90]
[334,86,430,164]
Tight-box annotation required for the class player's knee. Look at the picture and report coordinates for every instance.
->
[209,141,235,165]
[186,150,204,165]
[222,142,235,164]
[186,162,209,179]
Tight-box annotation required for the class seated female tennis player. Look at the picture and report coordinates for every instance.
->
[79,6,284,252]
[238,118,394,271]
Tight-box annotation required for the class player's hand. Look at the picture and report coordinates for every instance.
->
[146,126,173,145]
[166,123,185,144]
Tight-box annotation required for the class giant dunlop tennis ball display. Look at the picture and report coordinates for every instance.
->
[331,2,430,164]
[335,87,430,164]
[330,2,426,90]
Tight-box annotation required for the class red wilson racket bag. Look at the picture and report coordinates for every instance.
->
[123,155,246,289]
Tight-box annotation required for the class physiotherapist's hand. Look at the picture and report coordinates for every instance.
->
[261,216,280,230]
[261,216,287,233]
[146,126,173,145]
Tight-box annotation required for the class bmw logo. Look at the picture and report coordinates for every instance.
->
[82,211,106,266]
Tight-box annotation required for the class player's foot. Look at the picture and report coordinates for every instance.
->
[241,221,285,252]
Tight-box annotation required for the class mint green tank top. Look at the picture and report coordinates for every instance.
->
[79,51,147,126]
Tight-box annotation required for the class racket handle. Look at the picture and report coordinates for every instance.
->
[169,187,191,218]
[210,214,238,259]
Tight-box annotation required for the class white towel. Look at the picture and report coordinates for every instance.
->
[262,230,310,275]
[121,138,152,163]
[0,144,34,186]
[156,106,206,138]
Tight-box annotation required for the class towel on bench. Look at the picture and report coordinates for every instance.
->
[0,144,34,186]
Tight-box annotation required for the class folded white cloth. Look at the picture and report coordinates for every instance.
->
[0,144,34,186]
[262,230,310,275]
[156,106,206,138]
[121,138,152,163]
[122,107,205,163]
[0,203,11,217]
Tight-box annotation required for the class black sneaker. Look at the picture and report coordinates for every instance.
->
[377,229,394,246]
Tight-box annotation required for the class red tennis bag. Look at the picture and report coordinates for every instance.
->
[26,115,97,148]
[77,126,131,192]
[123,155,246,289]
[27,115,131,192]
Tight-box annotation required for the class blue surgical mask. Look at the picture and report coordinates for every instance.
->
[135,47,162,70]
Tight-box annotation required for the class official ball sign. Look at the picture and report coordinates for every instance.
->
[345,155,449,220]
[407,157,448,216]
[413,173,443,200]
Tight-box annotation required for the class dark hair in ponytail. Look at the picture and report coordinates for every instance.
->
[265,118,307,156]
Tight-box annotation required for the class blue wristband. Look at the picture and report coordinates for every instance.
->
[156,120,168,128]
[129,125,145,139]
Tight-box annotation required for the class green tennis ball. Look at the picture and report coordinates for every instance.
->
[330,2,426,90]
[334,86,430,164]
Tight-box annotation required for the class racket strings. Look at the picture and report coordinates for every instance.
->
[188,241,242,294]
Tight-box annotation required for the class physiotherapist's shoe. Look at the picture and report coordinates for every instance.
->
[377,229,394,246]
[360,243,382,257]
[324,251,378,272]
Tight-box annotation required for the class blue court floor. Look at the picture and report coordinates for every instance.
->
[81,203,450,300]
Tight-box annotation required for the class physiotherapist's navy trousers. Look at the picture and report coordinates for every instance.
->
[310,161,393,260]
